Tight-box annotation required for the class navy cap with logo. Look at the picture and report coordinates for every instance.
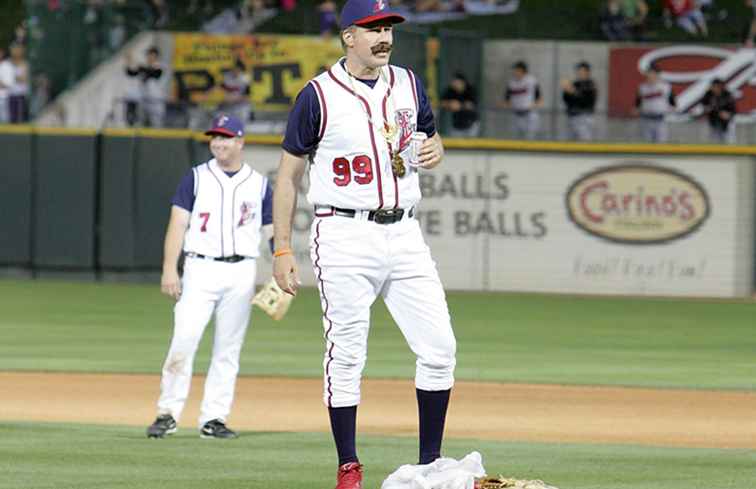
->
[205,114,244,138]
[339,0,405,29]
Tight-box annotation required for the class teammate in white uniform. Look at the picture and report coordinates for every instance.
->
[499,60,542,139]
[146,114,273,439]
[633,64,676,143]
[272,0,456,487]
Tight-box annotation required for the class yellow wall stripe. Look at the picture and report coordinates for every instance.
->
[1,125,754,155]
[442,137,756,155]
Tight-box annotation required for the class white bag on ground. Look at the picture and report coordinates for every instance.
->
[381,451,486,489]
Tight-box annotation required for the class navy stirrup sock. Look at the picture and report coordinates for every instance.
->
[417,388,451,464]
[329,405,359,466]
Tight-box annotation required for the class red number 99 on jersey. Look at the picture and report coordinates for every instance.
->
[332,155,374,187]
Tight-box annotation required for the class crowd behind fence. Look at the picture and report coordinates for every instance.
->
[11,1,756,147]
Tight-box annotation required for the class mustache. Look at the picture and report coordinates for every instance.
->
[371,43,392,54]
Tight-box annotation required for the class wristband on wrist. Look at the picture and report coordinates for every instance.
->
[274,248,293,257]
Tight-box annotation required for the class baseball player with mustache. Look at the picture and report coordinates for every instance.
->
[272,0,457,487]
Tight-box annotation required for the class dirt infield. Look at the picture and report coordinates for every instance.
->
[2,372,755,449]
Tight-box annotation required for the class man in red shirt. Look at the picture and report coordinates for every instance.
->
[663,0,707,36]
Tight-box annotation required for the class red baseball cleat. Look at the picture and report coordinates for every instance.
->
[335,462,363,489]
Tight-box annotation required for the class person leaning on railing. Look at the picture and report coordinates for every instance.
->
[561,61,597,142]
[124,46,166,128]
[701,78,737,144]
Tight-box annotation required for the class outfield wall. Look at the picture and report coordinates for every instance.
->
[244,142,755,298]
[0,127,753,297]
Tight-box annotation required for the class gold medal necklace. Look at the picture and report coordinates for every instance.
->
[345,63,405,177]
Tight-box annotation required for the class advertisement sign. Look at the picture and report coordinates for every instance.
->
[565,164,710,244]
[173,34,343,112]
[242,146,753,297]
[608,45,756,116]
[420,152,751,297]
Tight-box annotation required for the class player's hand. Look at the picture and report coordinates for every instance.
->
[415,136,444,170]
[273,253,300,296]
[161,269,182,300]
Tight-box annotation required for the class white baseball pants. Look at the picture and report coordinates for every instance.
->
[156,256,256,427]
[567,114,594,141]
[514,111,539,140]
[310,214,457,408]
[640,117,668,143]
[708,123,736,144]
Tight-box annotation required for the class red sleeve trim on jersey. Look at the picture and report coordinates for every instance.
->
[311,79,328,140]
[327,67,385,210]
[407,68,418,113]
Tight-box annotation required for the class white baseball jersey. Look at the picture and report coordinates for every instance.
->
[184,159,268,258]
[306,60,422,211]
[637,81,674,116]
[506,74,540,111]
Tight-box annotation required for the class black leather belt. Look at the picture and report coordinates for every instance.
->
[185,252,249,263]
[316,206,414,225]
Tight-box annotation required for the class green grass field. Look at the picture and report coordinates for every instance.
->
[1,278,755,489]
[0,279,754,389]
[1,423,755,489]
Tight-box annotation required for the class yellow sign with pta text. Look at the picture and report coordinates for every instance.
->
[173,33,344,112]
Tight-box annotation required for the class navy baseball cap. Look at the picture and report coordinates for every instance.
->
[205,114,244,137]
[339,0,405,29]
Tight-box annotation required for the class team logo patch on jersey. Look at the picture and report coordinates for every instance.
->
[238,201,257,227]
[394,108,415,152]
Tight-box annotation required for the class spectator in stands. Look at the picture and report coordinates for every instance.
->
[110,14,128,51]
[125,46,166,127]
[663,0,708,36]
[318,0,338,38]
[621,0,649,40]
[218,57,252,124]
[498,60,542,140]
[632,64,676,143]
[701,78,736,144]
[280,0,297,12]
[0,46,9,124]
[745,0,756,46]
[440,71,479,137]
[415,0,441,12]
[3,43,30,123]
[12,21,27,46]
[148,0,170,28]
[561,61,597,141]
[30,73,51,118]
[241,0,274,31]
[600,0,631,41]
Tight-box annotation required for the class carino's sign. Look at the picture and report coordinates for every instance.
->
[566,164,710,244]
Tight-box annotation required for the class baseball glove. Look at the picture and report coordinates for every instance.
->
[252,277,293,321]
[475,477,559,489]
